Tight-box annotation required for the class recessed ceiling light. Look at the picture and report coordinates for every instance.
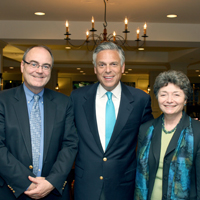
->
[138,48,144,51]
[196,70,199,72]
[128,69,132,71]
[125,71,128,73]
[77,68,81,70]
[82,73,86,75]
[198,75,200,77]
[80,71,84,73]
[65,46,71,50]
[9,67,14,69]
[123,74,126,75]
[167,14,177,18]
[35,12,45,16]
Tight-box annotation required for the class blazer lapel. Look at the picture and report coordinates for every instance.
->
[13,85,32,160]
[149,117,162,169]
[43,89,56,162]
[83,83,104,153]
[106,83,134,151]
[147,117,162,196]
[165,112,189,157]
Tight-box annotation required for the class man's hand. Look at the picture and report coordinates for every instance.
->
[27,183,37,191]
[27,177,45,191]
[24,176,55,199]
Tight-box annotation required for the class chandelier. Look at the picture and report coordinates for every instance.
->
[64,0,148,51]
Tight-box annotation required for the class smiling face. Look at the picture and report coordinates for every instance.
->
[21,47,52,94]
[158,83,186,117]
[94,49,125,91]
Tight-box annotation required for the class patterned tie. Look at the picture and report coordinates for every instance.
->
[30,95,41,175]
[105,92,116,149]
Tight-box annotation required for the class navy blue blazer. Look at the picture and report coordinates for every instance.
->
[71,82,153,200]
[0,85,78,200]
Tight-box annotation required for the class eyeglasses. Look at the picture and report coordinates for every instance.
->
[23,60,52,71]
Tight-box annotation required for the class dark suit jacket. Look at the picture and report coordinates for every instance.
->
[70,82,153,200]
[0,85,78,200]
[137,112,200,200]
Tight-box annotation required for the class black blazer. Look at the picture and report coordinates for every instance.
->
[0,85,78,200]
[137,112,200,200]
[71,82,153,200]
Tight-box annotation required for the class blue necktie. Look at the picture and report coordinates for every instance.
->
[105,92,116,149]
[30,95,41,175]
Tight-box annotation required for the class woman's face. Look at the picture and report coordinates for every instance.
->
[157,83,186,116]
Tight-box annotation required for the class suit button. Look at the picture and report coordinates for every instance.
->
[29,165,33,169]
[103,157,107,161]
[100,176,103,180]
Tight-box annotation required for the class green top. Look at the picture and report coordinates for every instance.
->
[151,129,174,200]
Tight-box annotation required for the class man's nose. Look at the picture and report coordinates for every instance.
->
[36,65,43,73]
[105,65,111,72]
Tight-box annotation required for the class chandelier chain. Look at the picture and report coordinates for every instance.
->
[103,0,108,28]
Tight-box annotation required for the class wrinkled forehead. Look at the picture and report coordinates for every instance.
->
[26,47,53,64]
[159,83,183,93]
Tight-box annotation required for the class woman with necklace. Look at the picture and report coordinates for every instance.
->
[134,70,200,200]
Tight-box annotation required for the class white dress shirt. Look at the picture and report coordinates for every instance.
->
[95,82,121,151]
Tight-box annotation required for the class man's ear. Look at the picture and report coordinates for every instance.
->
[94,66,97,74]
[20,61,24,73]
[121,63,125,73]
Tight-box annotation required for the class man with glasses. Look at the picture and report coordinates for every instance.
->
[0,46,78,199]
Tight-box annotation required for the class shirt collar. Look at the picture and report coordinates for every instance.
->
[97,82,121,99]
[23,83,44,102]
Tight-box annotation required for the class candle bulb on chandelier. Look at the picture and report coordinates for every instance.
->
[91,16,95,29]
[65,21,69,33]
[86,30,89,41]
[124,17,128,31]
[143,23,147,35]
[136,28,140,40]
[113,31,116,42]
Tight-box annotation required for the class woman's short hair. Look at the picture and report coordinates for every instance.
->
[92,42,125,67]
[153,70,192,100]
[22,45,54,66]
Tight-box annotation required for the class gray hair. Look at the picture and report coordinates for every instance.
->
[22,45,54,66]
[153,70,192,100]
[92,42,125,67]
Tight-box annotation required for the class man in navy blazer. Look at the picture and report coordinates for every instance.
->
[70,42,153,200]
[0,46,78,199]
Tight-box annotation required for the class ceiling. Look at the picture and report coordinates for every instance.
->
[1,0,200,77]
[1,0,200,23]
